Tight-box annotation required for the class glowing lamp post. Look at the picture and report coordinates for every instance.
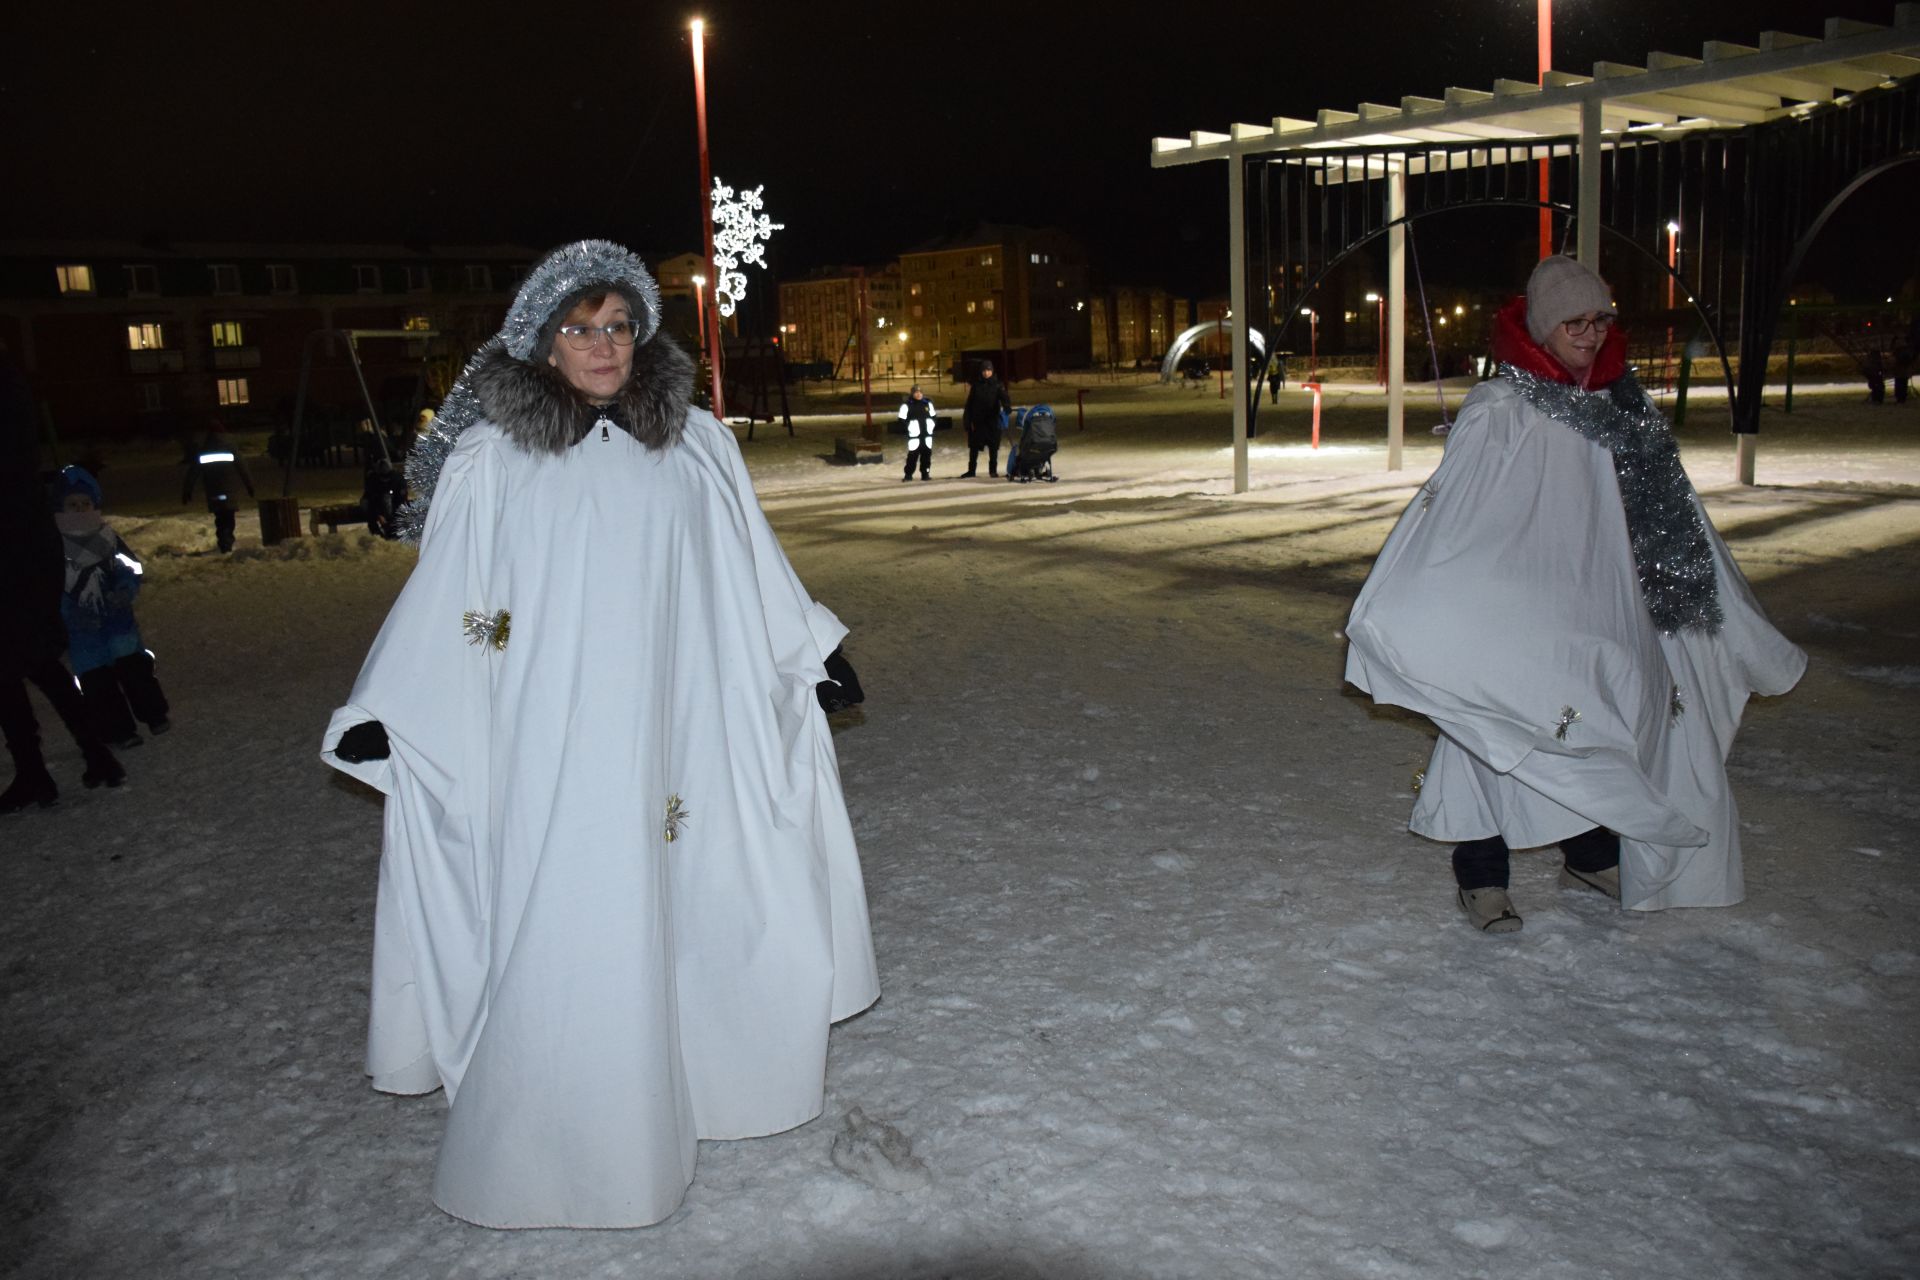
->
[691,273,707,359]
[1365,291,1385,386]
[1666,221,1681,385]
[690,18,725,419]
[1538,0,1554,260]
[1300,307,1318,381]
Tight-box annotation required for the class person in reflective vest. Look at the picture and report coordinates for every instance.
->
[897,385,934,481]
[181,426,256,552]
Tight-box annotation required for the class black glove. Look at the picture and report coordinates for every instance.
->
[335,720,390,763]
[816,647,864,714]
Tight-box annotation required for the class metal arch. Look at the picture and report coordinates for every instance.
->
[1160,320,1266,383]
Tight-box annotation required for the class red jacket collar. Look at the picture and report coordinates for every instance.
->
[1491,295,1628,389]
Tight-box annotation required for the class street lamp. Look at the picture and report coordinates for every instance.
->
[1300,307,1318,381]
[1537,0,1554,260]
[1665,221,1681,309]
[1364,291,1384,386]
[691,273,707,359]
[690,17,726,420]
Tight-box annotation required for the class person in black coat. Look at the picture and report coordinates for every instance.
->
[0,349,124,812]
[181,424,256,552]
[961,361,1012,478]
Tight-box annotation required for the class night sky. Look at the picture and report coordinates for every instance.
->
[5,0,1913,299]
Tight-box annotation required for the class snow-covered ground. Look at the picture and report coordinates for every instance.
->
[5,384,1917,1278]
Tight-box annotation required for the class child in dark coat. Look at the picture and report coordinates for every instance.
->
[54,466,170,747]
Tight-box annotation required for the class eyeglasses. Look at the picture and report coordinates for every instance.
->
[1561,314,1616,337]
[557,320,642,350]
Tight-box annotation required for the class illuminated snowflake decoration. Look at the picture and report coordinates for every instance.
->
[711,177,783,318]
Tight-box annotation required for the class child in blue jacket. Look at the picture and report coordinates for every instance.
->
[54,467,170,747]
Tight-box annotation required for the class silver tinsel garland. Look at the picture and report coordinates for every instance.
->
[394,241,666,543]
[1502,365,1723,635]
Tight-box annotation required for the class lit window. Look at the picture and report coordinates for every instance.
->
[136,384,163,412]
[1030,253,1040,264]
[980,253,994,266]
[966,301,977,314]
[405,266,430,292]
[909,283,921,297]
[210,264,240,295]
[464,264,492,291]
[126,323,166,350]
[402,315,432,332]
[211,321,245,348]
[56,264,95,295]
[216,377,250,406]
[268,264,297,293]
[125,265,159,296]
[354,264,380,292]
[984,298,996,313]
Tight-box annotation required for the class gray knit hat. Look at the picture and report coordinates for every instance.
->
[1525,255,1616,343]
[500,239,663,362]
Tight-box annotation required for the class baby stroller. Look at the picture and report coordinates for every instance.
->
[1007,405,1058,482]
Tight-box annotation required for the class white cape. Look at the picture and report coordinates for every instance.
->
[1345,380,1805,910]
[322,409,879,1228]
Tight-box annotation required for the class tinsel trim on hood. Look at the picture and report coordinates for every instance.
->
[1492,295,1628,389]
[1497,361,1723,635]
[501,239,663,361]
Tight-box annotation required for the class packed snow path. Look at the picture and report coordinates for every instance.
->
[5,392,1916,1278]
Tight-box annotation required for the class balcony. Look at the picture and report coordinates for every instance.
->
[127,350,184,374]
[213,347,262,370]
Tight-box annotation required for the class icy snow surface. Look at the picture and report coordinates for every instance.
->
[4,388,1917,1278]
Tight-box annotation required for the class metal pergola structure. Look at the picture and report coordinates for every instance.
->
[1151,7,1920,491]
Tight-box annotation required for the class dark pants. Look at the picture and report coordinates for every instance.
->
[1,653,111,775]
[1453,828,1620,890]
[213,508,238,552]
[903,444,930,479]
[966,439,999,476]
[79,651,170,742]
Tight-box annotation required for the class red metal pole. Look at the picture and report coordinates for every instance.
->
[1076,387,1088,431]
[691,19,726,421]
[1306,382,1322,449]
[1537,0,1554,260]
[856,268,873,436]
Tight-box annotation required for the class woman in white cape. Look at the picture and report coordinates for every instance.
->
[321,240,879,1228]
[1345,255,1804,933]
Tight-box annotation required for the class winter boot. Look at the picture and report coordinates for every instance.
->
[82,750,125,790]
[1,767,59,814]
[1458,887,1523,933]
[1559,864,1621,899]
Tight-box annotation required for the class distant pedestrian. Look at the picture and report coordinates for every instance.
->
[1865,348,1887,405]
[962,360,1011,478]
[1893,339,1914,406]
[0,350,123,813]
[898,385,935,481]
[53,466,170,748]
[181,423,256,552]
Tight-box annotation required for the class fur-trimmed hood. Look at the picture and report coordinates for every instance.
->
[470,332,695,455]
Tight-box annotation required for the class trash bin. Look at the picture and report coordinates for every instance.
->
[258,496,303,546]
